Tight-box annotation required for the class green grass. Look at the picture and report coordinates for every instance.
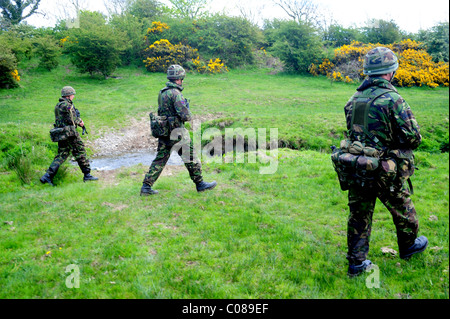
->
[0,62,448,299]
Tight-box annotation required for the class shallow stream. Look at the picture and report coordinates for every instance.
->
[72,150,184,171]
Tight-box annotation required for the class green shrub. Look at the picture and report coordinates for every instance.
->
[0,46,20,89]
[64,11,126,78]
[265,20,324,73]
[34,36,62,71]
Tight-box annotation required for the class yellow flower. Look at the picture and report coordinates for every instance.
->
[11,69,20,82]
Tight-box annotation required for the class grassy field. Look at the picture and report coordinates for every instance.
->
[0,61,448,299]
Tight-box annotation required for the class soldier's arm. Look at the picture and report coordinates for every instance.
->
[174,92,192,122]
[69,105,83,127]
[391,95,422,150]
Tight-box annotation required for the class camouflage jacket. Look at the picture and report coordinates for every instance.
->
[54,97,82,128]
[344,77,422,151]
[158,81,192,123]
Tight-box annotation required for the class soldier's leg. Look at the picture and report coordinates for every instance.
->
[70,135,91,174]
[47,141,71,178]
[379,184,419,251]
[143,138,172,187]
[71,135,98,181]
[176,138,203,184]
[346,188,377,265]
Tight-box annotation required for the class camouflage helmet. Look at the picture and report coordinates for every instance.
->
[363,47,399,76]
[61,86,76,97]
[167,65,186,80]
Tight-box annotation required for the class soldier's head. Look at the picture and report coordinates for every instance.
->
[167,65,186,84]
[61,86,76,100]
[363,47,399,82]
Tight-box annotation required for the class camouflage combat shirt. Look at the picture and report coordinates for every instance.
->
[344,77,422,151]
[55,97,82,128]
[158,81,192,123]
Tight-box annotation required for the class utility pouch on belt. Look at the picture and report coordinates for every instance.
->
[331,145,380,191]
[49,125,76,142]
[149,113,169,138]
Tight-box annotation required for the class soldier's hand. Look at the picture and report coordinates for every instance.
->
[79,120,84,127]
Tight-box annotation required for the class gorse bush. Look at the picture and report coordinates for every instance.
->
[142,21,229,74]
[143,39,198,72]
[310,39,450,88]
[191,56,229,74]
[0,46,20,89]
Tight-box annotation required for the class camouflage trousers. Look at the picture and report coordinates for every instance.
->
[346,182,419,265]
[47,133,90,177]
[143,136,202,187]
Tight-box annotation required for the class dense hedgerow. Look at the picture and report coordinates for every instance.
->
[142,21,229,74]
[310,39,449,88]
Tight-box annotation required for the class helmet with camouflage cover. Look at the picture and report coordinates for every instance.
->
[167,65,186,80]
[61,86,76,97]
[363,47,399,76]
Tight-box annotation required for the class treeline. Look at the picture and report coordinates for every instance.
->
[0,0,448,88]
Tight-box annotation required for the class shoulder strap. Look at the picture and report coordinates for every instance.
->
[350,87,394,148]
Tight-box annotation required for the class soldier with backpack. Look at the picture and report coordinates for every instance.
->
[140,65,217,196]
[332,47,428,277]
[40,86,98,186]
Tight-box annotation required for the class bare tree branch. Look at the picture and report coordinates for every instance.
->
[272,0,320,25]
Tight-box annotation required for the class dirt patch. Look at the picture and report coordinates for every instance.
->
[86,112,223,157]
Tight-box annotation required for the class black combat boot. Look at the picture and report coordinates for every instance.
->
[40,173,55,186]
[399,236,428,260]
[347,260,372,277]
[83,173,99,182]
[196,181,217,192]
[140,183,159,196]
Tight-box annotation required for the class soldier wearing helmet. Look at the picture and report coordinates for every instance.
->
[40,86,98,186]
[342,47,427,277]
[140,65,217,195]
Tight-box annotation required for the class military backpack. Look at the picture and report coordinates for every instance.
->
[331,87,400,191]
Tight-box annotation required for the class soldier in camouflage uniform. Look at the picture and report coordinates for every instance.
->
[343,48,428,277]
[140,65,217,196]
[40,86,98,186]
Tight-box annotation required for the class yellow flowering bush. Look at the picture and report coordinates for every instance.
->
[310,39,449,87]
[191,56,229,74]
[143,39,198,73]
[144,21,170,42]
[147,21,170,34]
[0,46,20,89]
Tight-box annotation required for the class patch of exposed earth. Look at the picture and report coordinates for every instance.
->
[86,112,223,157]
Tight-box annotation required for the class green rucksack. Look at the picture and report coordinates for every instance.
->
[331,87,396,191]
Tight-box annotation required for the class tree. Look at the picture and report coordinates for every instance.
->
[168,0,210,20]
[188,14,263,67]
[323,24,361,47]
[360,19,402,44]
[272,0,321,26]
[0,0,41,25]
[418,22,449,62]
[64,11,126,78]
[267,19,324,73]
[34,36,61,71]
[126,0,165,20]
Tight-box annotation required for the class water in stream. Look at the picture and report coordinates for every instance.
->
[72,150,184,171]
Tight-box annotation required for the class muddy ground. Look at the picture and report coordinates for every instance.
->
[86,112,223,157]
[84,112,223,182]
